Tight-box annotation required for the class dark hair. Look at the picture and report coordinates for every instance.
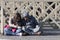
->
[16,13,21,17]
[13,13,21,20]
[12,12,22,25]
[16,13,21,20]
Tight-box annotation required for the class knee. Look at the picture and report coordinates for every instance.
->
[16,29,21,33]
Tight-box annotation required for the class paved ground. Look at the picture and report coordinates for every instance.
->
[0,35,60,40]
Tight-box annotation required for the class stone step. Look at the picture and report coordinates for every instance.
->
[39,22,59,29]
[41,29,60,35]
[41,27,53,29]
[39,21,57,26]
[41,25,58,29]
[42,24,57,27]
[43,25,52,27]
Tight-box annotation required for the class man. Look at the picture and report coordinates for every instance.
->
[22,12,41,35]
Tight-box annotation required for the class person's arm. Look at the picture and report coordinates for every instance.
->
[31,17,40,32]
[32,25,40,32]
[8,17,17,28]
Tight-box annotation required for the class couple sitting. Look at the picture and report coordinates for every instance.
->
[4,11,41,36]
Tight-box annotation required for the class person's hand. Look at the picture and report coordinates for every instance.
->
[36,25,39,28]
[22,26,25,30]
[17,26,21,29]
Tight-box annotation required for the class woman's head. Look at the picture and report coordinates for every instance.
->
[13,13,21,25]
[14,13,21,21]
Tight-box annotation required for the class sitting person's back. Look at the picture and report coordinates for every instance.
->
[22,12,41,35]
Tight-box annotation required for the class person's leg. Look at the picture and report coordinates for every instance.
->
[22,28,33,35]
[16,28,22,36]
[4,28,15,35]
[16,28,22,33]
[4,28,10,35]
[22,27,30,36]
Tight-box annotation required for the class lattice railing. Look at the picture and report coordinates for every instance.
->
[0,0,1,33]
[0,0,60,33]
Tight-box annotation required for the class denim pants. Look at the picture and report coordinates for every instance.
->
[16,28,22,33]
[4,28,16,35]
[4,28,22,35]
[22,26,34,35]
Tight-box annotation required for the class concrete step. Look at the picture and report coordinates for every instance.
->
[41,29,60,35]
[41,27,53,29]
[39,21,59,29]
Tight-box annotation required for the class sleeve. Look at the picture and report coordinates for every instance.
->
[30,16,40,32]
[31,16,38,26]
[34,19,38,25]
[32,19,40,32]
[8,17,17,28]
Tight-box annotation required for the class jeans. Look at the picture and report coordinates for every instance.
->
[16,28,22,36]
[4,28,22,35]
[16,28,22,33]
[22,26,33,35]
[22,25,40,35]
[4,28,16,35]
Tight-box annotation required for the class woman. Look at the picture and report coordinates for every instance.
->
[10,13,24,36]
[4,13,23,36]
[10,13,23,27]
